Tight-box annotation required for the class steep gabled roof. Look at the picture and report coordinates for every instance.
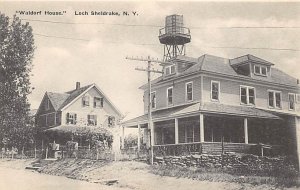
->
[47,92,69,111]
[37,83,122,118]
[58,84,93,110]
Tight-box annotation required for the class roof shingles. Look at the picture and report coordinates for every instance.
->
[150,54,298,87]
[46,84,93,111]
[122,102,280,126]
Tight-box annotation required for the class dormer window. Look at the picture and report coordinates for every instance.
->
[165,65,175,75]
[254,65,267,76]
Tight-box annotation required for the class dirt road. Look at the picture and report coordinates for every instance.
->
[0,159,299,190]
[0,167,128,190]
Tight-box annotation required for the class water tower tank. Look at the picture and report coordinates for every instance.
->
[159,14,191,45]
[159,14,191,61]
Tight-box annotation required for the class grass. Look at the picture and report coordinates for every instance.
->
[150,164,300,188]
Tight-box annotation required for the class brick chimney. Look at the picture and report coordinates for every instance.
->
[76,82,80,90]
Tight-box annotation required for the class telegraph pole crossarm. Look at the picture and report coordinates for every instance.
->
[126,56,172,66]
[135,67,164,74]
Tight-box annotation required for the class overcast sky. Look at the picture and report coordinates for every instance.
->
[1,1,300,120]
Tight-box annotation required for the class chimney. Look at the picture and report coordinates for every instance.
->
[76,82,80,90]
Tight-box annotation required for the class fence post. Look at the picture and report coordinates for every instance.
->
[96,149,99,160]
[21,147,24,159]
[46,147,48,159]
[34,146,37,159]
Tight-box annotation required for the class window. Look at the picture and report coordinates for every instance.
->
[94,97,103,108]
[268,90,281,108]
[167,87,173,105]
[240,86,255,105]
[289,93,295,110]
[254,65,267,76]
[165,65,175,75]
[82,95,90,106]
[261,67,267,75]
[87,115,97,126]
[186,82,193,101]
[108,116,115,127]
[211,81,220,101]
[45,99,50,110]
[254,65,260,74]
[297,94,300,103]
[55,113,60,125]
[66,113,77,125]
[151,92,156,109]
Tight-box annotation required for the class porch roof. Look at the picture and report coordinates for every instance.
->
[122,102,281,127]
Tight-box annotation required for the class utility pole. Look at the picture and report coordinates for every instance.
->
[126,56,169,164]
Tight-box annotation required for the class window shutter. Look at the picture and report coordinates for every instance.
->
[101,98,104,107]
[66,113,69,124]
[74,114,77,124]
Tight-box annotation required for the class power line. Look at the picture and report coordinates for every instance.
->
[21,18,162,27]
[34,33,90,41]
[21,18,300,29]
[203,45,300,52]
[190,26,300,29]
[33,33,300,52]
[33,33,159,45]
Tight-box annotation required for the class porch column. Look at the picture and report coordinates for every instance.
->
[295,116,300,171]
[200,114,204,142]
[137,124,141,152]
[121,126,125,149]
[244,118,249,144]
[175,118,179,144]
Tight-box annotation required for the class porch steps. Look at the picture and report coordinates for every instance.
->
[25,160,42,171]
[202,144,222,154]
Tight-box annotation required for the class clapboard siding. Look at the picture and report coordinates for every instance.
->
[144,76,202,113]
[203,76,299,111]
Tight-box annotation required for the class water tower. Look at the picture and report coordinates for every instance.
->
[159,14,191,61]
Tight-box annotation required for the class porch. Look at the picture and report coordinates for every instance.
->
[151,115,285,156]
[122,103,286,157]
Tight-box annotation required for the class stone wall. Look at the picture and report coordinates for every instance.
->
[154,152,297,171]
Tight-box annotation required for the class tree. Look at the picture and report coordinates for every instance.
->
[0,13,35,151]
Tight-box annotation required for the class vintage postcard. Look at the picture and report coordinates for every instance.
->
[0,1,299,190]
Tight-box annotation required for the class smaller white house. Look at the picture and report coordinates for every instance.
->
[36,82,123,153]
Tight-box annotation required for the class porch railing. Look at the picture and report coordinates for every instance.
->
[154,142,202,157]
[153,142,284,157]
